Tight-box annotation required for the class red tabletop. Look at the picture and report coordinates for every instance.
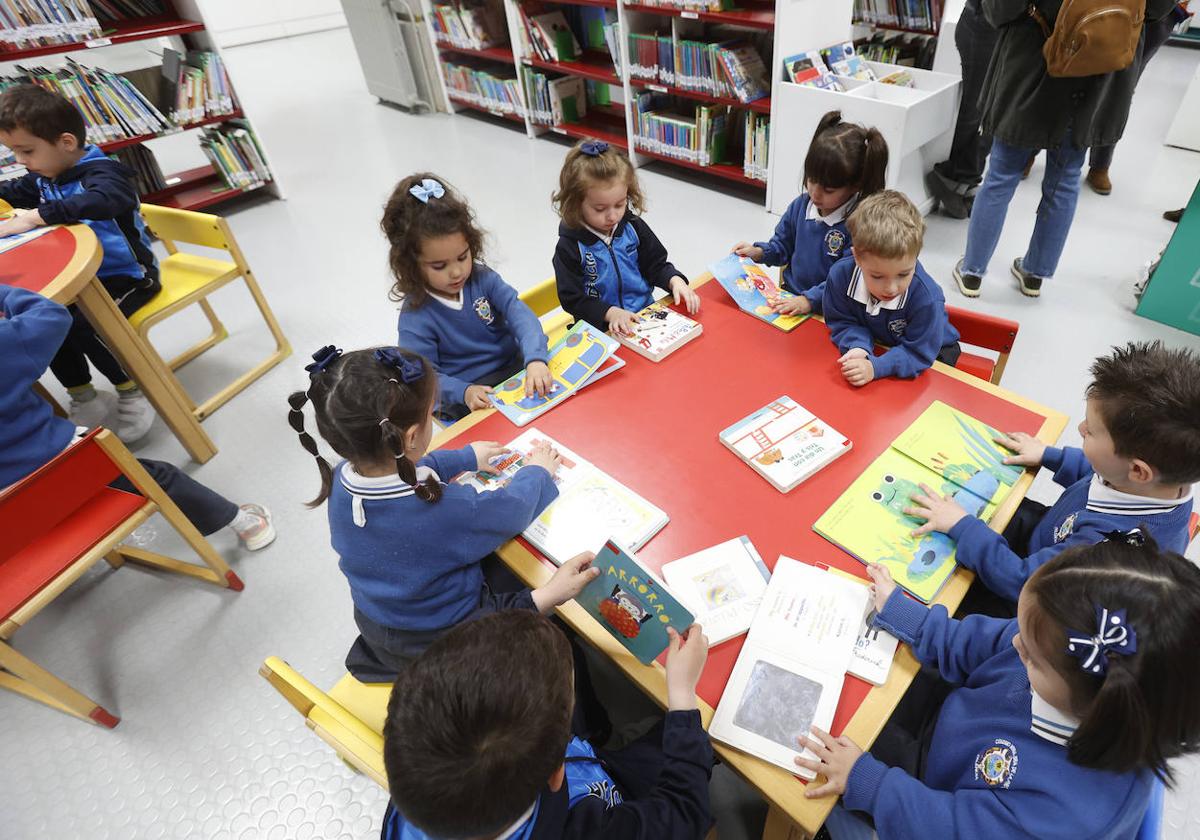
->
[0,227,78,293]
[442,281,1048,733]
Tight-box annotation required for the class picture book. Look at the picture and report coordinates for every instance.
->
[661,536,771,646]
[709,557,867,778]
[818,564,900,686]
[782,50,842,90]
[715,42,770,103]
[708,254,808,332]
[489,321,622,426]
[529,11,581,61]
[819,41,876,80]
[718,396,852,493]
[613,300,703,362]
[578,541,695,665]
[0,225,56,255]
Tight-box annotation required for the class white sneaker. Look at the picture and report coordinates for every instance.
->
[232,504,276,551]
[116,391,155,443]
[68,389,116,430]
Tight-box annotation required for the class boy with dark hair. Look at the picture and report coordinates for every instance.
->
[382,610,714,840]
[0,83,160,442]
[906,340,1199,604]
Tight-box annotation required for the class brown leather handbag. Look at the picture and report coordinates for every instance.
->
[1028,0,1146,77]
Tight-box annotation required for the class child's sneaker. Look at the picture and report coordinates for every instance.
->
[68,388,116,430]
[116,389,155,443]
[952,258,982,298]
[231,504,276,551]
[1010,258,1044,298]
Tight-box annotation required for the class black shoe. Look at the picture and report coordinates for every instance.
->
[926,169,972,220]
[1011,258,1043,297]
[953,259,982,297]
[1164,208,1184,223]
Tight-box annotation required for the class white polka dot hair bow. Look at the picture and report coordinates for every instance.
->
[1066,606,1138,676]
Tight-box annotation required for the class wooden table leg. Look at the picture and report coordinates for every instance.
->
[762,805,809,840]
[73,278,217,463]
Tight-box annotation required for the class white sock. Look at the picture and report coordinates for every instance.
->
[229,506,257,532]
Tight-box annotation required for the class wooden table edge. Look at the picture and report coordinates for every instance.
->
[38,224,103,304]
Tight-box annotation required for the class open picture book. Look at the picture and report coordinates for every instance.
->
[661,536,770,646]
[708,254,808,332]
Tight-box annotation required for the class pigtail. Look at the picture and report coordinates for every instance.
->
[859,128,888,198]
[287,390,334,508]
[380,416,443,504]
[1070,655,1158,778]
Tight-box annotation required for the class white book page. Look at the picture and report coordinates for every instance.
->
[662,537,769,645]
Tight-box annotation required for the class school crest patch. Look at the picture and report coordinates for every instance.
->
[824,228,847,258]
[473,296,495,325]
[1054,513,1078,543]
[887,317,908,337]
[974,739,1018,789]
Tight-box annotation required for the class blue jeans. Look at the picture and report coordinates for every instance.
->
[962,135,1086,281]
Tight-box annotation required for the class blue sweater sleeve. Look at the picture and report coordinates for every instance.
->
[398,308,473,409]
[481,269,549,365]
[870,289,942,380]
[0,173,41,209]
[420,445,480,481]
[630,216,685,291]
[37,161,139,225]
[823,268,874,355]
[464,465,560,538]
[0,285,72,386]
[1042,446,1094,488]
[753,197,799,266]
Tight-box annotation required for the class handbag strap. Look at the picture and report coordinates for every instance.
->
[1027,2,1054,36]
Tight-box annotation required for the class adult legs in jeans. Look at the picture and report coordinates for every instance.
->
[961,139,1031,277]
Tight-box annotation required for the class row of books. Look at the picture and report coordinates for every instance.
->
[517,6,617,66]
[522,68,588,125]
[111,143,166,194]
[166,49,237,124]
[743,110,767,181]
[782,41,875,92]
[624,0,736,13]
[0,0,164,52]
[856,30,937,70]
[444,61,525,116]
[199,122,271,191]
[626,34,768,104]
[632,92,727,167]
[431,1,507,51]
[853,0,943,33]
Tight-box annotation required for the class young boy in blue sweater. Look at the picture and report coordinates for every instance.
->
[0,84,159,442]
[382,610,715,840]
[822,191,961,386]
[907,341,1199,605]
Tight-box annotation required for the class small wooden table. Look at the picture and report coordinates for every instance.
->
[1,224,217,463]
[433,277,1067,839]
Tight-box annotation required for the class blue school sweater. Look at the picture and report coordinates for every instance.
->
[329,447,558,631]
[949,446,1194,602]
[753,193,855,313]
[0,285,76,488]
[843,590,1153,839]
[398,265,549,410]
[822,256,960,380]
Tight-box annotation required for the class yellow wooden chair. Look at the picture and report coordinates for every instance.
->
[259,656,392,788]
[131,204,291,421]
[519,278,572,344]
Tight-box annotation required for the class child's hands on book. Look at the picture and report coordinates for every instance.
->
[772,295,811,316]
[532,551,600,613]
[669,276,701,315]
[993,431,1045,468]
[525,441,562,477]
[730,241,764,262]
[524,361,553,398]
[464,384,495,411]
[796,726,863,798]
[905,482,968,536]
[866,563,896,613]
[665,624,709,711]
[470,441,508,472]
[605,306,640,337]
[0,209,40,237]
[838,349,874,387]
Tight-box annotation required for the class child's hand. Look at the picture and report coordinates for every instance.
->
[994,431,1045,468]
[665,624,709,711]
[0,210,39,237]
[524,361,553,398]
[731,241,764,262]
[532,551,600,613]
[796,726,864,798]
[838,350,874,387]
[525,441,562,477]
[906,483,969,536]
[464,384,494,411]
[605,306,640,337]
[866,563,896,613]
[772,296,811,316]
[470,441,507,472]
[669,276,701,315]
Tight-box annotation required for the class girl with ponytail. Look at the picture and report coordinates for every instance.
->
[287,345,599,680]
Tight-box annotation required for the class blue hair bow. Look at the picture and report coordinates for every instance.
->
[580,140,609,157]
[1101,528,1145,546]
[408,178,445,204]
[305,345,342,375]
[374,347,424,384]
[1066,606,1137,676]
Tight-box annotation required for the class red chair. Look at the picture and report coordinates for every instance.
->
[0,429,243,727]
[946,305,1020,386]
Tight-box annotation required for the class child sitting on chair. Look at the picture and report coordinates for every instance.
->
[822,190,961,387]
[0,84,160,442]
[382,610,715,840]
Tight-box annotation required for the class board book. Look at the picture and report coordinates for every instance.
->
[661,536,770,646]
[719,396,852,493]
[709,557,867,778]
[708,254,808,332]
[578,540,695,665]
[613,300,702,362]
[817,564,900,686]
[489,321,623,426]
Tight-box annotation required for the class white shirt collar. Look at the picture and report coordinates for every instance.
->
[338,462,441,526]
[493,802,537,840]
[1030,687,1079,746]
[847,265,908,316]
[585,223,615,245]
[805,192,858,226]
[1086,475,1193,517]
[429,289,464,310]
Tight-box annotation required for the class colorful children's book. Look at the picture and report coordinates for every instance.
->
[578,540,695,665]
[818,564,899,686]
[529,10,581,61]
[489,321,622,427]
[708,254,808,332]
[782,51,842,90]
[661,536,771,646]
[709,556,867,777]
[613,300,703,362]
[719,396,852,493]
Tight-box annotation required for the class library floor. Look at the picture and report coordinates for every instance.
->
[5,25,1200,840]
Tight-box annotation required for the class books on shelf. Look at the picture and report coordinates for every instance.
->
[856,29,937,70]
[709,556,868,777]
[199,121,271,190]
[716,41,769,103]
[432,1,508,51]
[613,300,702,361]
[782,50,842,90]
[719,396,851,493]
[819,563,899,685]
[163,49,238,124]
[111,143,166,194]
[522,66,553,123]
[526,10,581,62]
[821,41,877,80]
[88,0,165,22]
[446,61,526,115]
[742,110,767,181]
[853,0,943,33]
[708,254,804,330]
[626,33,768,104]
[628,0,735,13]
[661,536,770,646]
[633,91,731,168]
[0,1,102,52]
[549,74,587,124]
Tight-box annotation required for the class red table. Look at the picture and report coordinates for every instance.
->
[433,278,1067,838]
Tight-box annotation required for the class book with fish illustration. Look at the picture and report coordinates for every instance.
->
[708,254,808,332]
[613,300,702,362]
[719,396,852,493]
[661,536,771,646]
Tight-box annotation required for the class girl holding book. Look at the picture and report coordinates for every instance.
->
[552,139,700,337]
[731,110,887,317]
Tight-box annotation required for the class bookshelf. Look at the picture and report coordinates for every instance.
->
[0,0,283,212]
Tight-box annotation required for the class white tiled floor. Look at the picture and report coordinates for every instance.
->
[4,26,1200,840]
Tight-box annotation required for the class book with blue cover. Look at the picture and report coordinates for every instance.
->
[708,253,808,332]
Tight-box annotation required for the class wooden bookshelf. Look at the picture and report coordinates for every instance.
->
[524,52,621,85]
[624,2,775,29]
[141,164,269,211]
[0,16,206,62]
[629,79,771,114]
[437,42,517,62]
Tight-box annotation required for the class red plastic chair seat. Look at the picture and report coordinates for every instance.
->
[955,351,996,384]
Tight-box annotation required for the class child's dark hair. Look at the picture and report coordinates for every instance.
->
[384,610,575,837]
[1087,340,1200,484]
[0,83,87,146]
[1023,534,1200,784]
[552,138,645,230]
[803,110,888,198]
[287,347,441,507]
[381,172,486,308]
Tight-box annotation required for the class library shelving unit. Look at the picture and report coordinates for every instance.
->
[0,0,283,211]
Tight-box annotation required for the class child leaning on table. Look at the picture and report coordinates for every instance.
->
[822,190,961,387]
[381,610,715,840]
[0,84,158,443]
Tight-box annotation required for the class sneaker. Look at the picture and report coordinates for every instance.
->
[232,504,276,551]
[1086,168,1112,195]
[1011,258,1044,297]
[952,258,983,298]
[68,388,116,430]
[115,390,155,443]
[926,169,972,220]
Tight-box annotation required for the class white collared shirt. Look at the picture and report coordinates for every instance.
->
[585,222,615,245]
[429,289,464,311]
[846,265,909,317]
[339,462,442,526]
[804,192,858,226]
[1030,688,1079,746]
[493,803,537,840]
[1086,475,1194,517]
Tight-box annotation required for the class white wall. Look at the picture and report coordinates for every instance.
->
[194,0,347,48]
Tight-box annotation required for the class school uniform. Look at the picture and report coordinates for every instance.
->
[553,210,686,330]
[398,265,549,415]
[753,193,855,313]
[841,590,1154,839]
[950,446,1194,603]
[822,256,961,379]
[380,709,715,840]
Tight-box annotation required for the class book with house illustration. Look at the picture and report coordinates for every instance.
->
[719,396,852,493]
[708,253,807,332]
[613,300,703,362]
[661,536,771,646]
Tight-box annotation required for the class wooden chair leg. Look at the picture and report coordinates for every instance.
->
[104,551,125,569]
[164,298,229,373]
[32,382,67,417]
[0,640,119,727]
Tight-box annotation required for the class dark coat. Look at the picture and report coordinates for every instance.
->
[978,0,1177,149]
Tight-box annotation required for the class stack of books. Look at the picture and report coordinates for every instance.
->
[110,144,167,195]
[445,61,525,115]
[742,111,768,181]
[199,122,271,190]
[164,50,237,124]
[0,1,103,52]
[431,1,508,50]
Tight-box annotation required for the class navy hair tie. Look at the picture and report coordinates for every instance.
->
[305,345,342,375]
[374,347,424,384]
[580,140,609,156]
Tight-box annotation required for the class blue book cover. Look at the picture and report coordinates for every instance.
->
[708,253,808,332]
[578,541,695,665]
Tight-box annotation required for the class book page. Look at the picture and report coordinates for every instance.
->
[662,536,770,645]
